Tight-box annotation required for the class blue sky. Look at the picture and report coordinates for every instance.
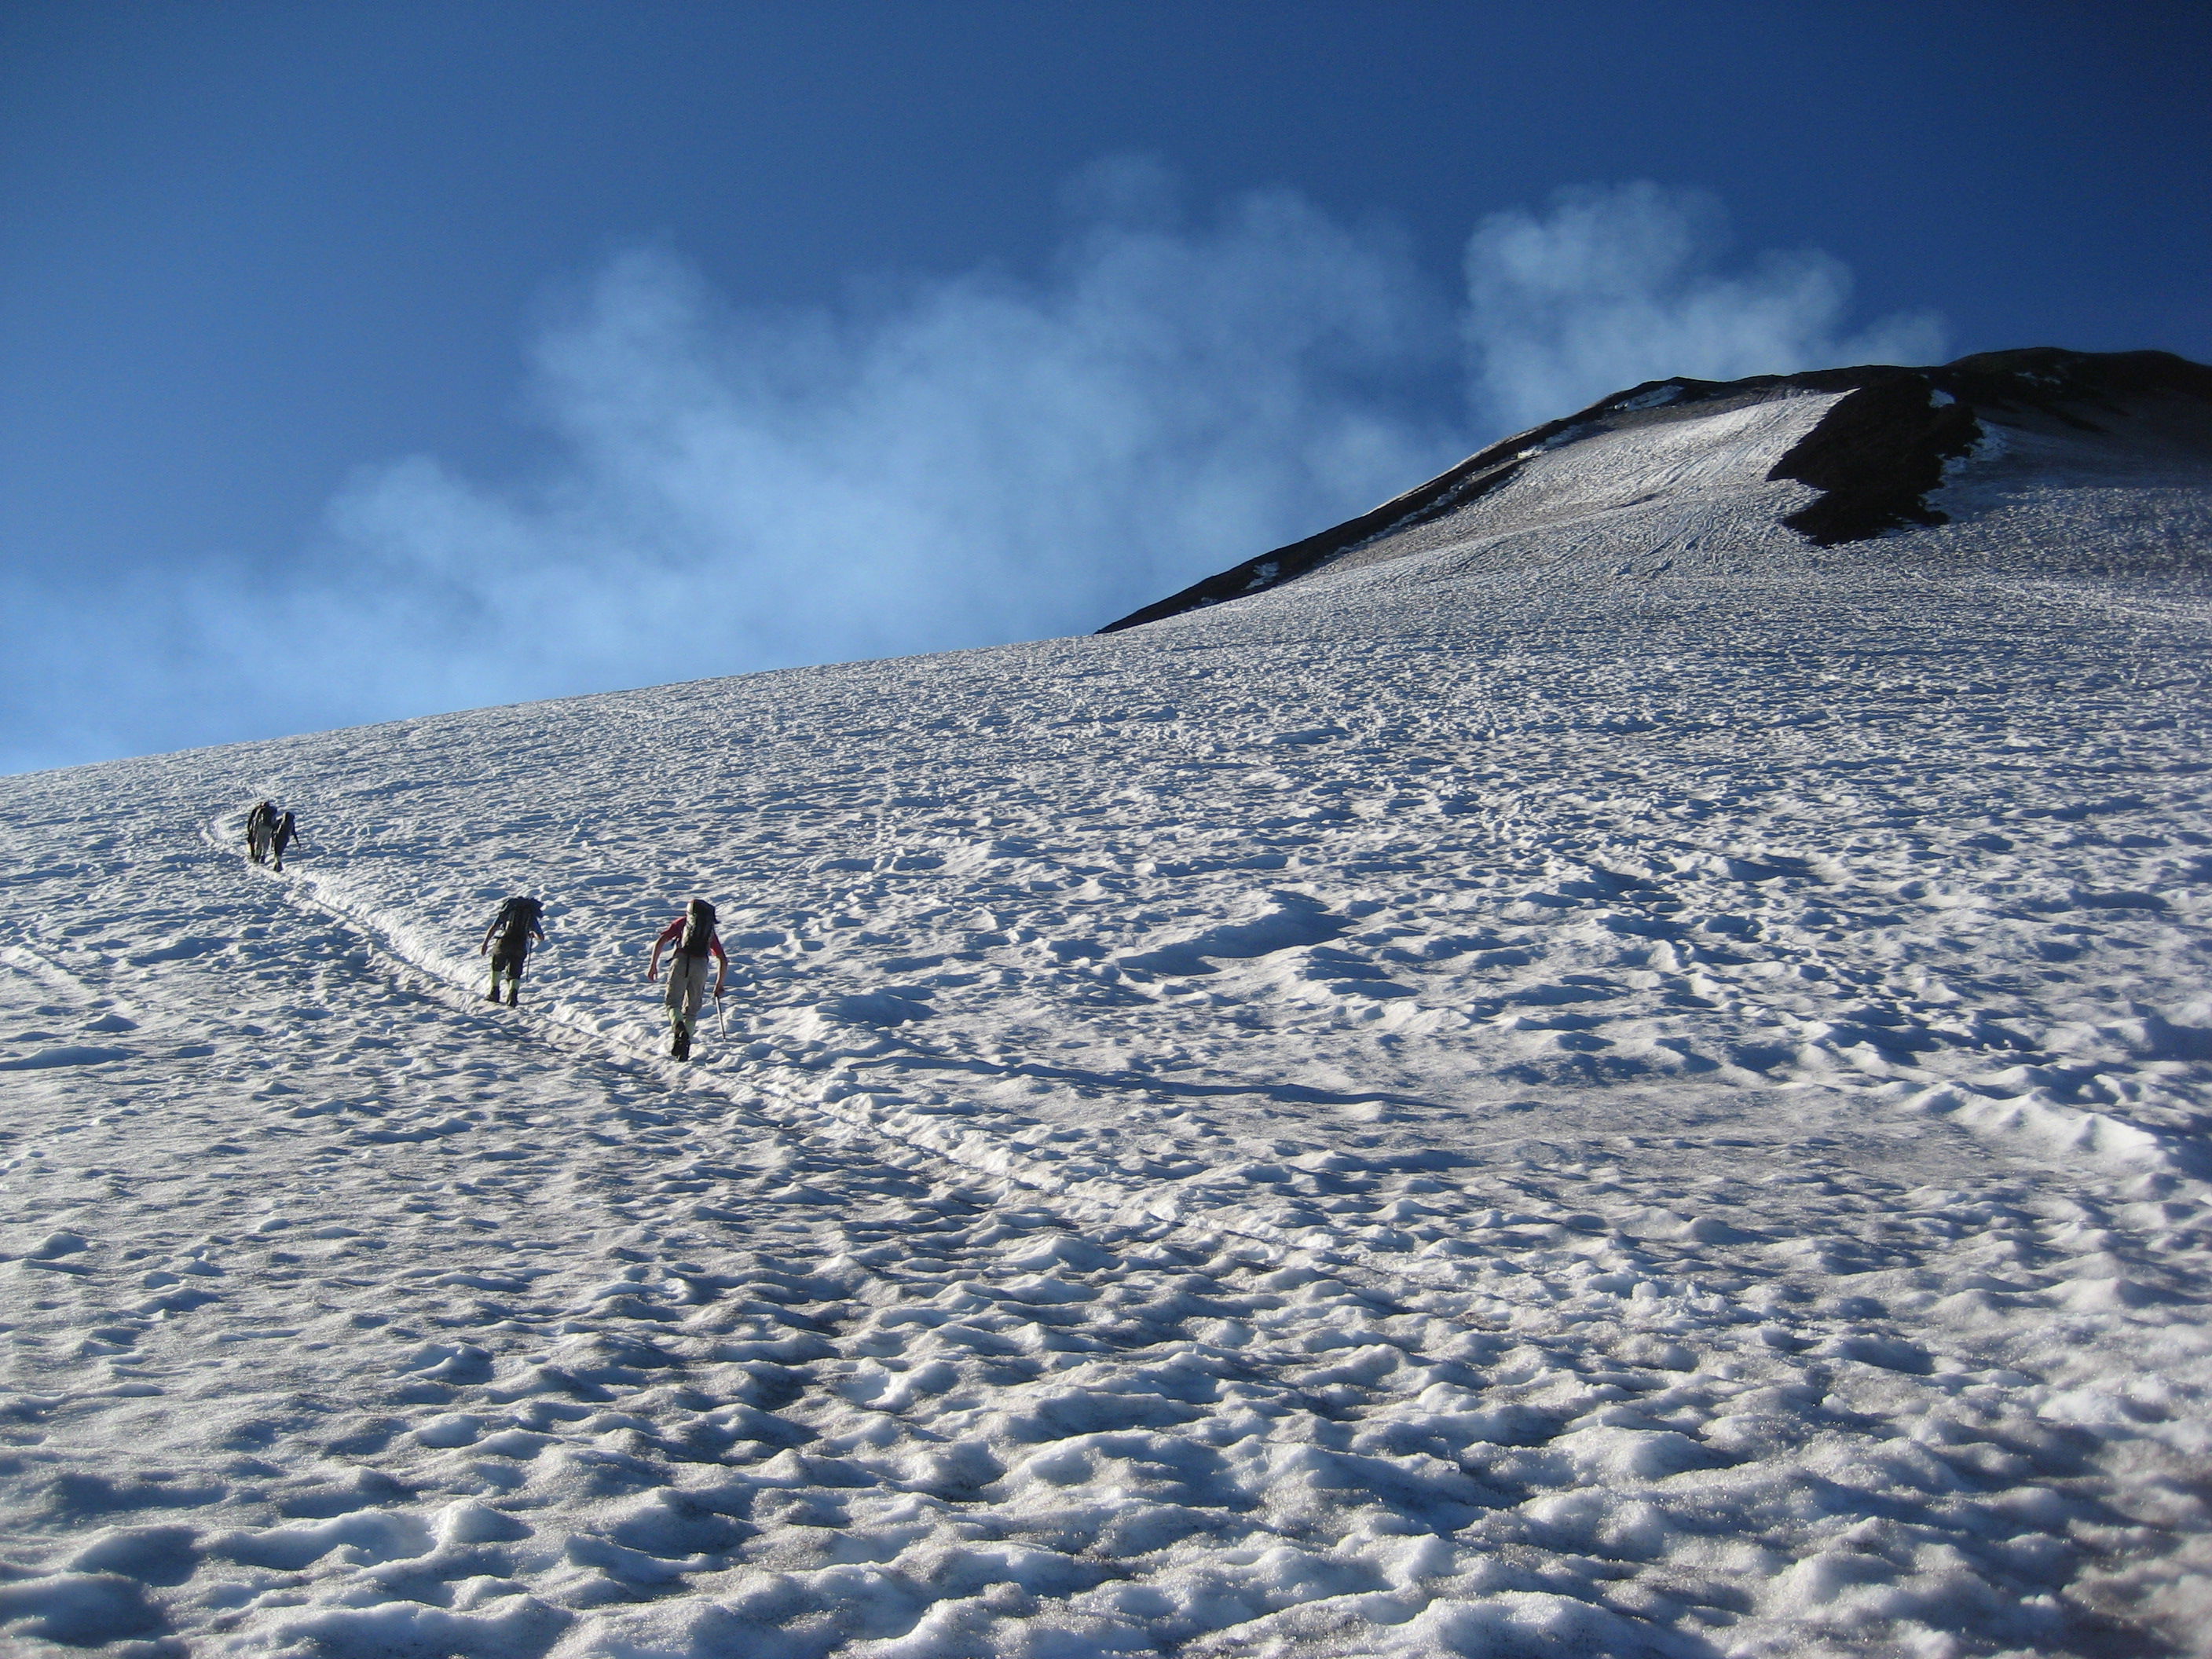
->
[4,1,2207,772]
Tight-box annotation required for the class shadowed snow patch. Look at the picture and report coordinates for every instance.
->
[1120,898,1346,976]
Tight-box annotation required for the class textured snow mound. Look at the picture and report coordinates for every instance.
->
[3,349,2210,1658]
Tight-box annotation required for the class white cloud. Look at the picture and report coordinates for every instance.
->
[1463,181,1946,433]
[297,178,1459,718]
[2,171,1948,771]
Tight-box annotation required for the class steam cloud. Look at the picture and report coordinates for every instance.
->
[5,174,1943,772]
[1465,182,1946,431]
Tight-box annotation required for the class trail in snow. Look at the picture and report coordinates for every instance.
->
[2,393,2210,1656]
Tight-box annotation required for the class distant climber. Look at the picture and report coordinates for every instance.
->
[646,899,726,1061]
[481,896,546,1007]
[245,800,303,868]
[269,808,302,872]
[245,800,277,865]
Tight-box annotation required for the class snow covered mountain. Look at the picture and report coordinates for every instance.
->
[1105,346,2212,632]
[2,347,2209,1657]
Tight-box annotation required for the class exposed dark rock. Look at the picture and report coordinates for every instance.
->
[1768,374,1982,544]
[1772,349,2212,544]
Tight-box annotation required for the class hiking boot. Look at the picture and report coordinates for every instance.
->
[671,1027,690,1060]
[506,988,518,1007]
[485,987,500,1001]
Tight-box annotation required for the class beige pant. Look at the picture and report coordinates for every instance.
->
[664,953,712,1031]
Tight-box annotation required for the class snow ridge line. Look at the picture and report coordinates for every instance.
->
[196,815,1534,1320]
[200,819,1067,1196]
[198,800,2192,1332]
[219,826,1865,1363]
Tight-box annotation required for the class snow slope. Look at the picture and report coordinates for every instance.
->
[2,357,2210,1657]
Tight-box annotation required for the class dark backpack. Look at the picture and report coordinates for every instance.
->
[679,900,716,958]
[495,897,541,947]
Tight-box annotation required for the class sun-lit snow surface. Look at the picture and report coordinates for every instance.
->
[3,392,2210,1657]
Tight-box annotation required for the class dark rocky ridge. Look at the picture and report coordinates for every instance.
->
[1100,347,2212,633]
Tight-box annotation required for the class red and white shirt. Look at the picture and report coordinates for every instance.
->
[655,915,727,969]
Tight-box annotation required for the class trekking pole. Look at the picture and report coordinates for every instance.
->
[714,993,727,1041]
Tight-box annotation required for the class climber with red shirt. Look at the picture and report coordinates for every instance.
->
[646,899,726,1060]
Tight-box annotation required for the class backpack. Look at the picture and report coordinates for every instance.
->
[679,900,716,958]
[495,896,541,947]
